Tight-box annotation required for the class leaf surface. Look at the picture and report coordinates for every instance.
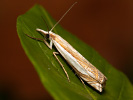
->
[17,5,133,100]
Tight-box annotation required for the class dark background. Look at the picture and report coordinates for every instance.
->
[0,0,133,100]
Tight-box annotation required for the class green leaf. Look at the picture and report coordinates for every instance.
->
[17,5,133,100]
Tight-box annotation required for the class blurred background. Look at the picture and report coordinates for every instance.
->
[0,0,133,100]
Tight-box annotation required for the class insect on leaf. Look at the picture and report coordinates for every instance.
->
[17,5,133,100]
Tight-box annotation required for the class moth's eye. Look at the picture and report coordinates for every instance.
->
[46,34,49,38]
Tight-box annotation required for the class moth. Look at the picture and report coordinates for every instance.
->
[26,2,107,92]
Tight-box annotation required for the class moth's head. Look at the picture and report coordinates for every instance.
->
[36,28,49,34]
[36,28,51,39]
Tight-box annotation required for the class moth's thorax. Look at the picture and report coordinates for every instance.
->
[49,32,56,40]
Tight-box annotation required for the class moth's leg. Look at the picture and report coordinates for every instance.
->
[43,40,52,50]
[25,33,44,41]
[25,34,52,49]
[53,52,70,82]
[78,76,86,88]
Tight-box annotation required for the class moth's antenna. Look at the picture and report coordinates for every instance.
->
[41,16,50,33]
[50,2,77,32]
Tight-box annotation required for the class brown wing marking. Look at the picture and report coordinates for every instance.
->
[72,65,102,90]
[51,34,106,83]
